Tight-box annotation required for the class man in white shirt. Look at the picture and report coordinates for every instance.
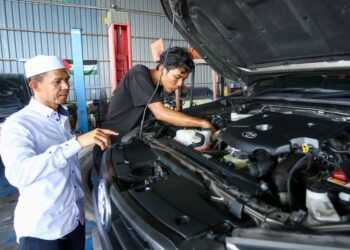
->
[0,55,118,250]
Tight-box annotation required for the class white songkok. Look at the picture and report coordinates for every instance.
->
[25,55,65,78]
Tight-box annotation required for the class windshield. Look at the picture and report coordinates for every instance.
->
[0,74,30,121]
[250,74,350,99]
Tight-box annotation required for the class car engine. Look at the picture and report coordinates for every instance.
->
[101,100,350,250]
[170,106,350,227]
[111,101,350,243]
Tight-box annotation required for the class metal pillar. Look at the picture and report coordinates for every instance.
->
[71,28,89,133]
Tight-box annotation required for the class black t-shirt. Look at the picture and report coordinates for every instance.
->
[102,65,161,143]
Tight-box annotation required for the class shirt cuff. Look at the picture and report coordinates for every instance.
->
[61,138,82,160]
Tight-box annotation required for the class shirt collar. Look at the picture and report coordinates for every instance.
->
[29,98,69,119]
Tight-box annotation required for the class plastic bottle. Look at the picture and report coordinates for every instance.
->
[174,129,211,151]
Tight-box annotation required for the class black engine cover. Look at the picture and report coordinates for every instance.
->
[221,112,349,155]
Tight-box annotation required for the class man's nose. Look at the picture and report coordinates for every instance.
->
[176,80,183,87]
[61,81,70,89]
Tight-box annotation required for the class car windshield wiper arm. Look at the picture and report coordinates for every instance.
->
[302,91,350,99]
[251,88,313,97]
[0,104,21,110]
[251,88,329,97]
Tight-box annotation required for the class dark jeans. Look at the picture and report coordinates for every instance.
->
[19,222,85,250]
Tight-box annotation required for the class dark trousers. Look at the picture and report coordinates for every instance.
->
[19,222,85,250]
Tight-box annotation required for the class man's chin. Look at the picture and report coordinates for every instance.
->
[58,96,68,103]
[164,88,176,93]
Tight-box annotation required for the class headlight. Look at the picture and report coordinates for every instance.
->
[97,179,112,229]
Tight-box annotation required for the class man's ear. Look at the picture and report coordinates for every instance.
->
[28,80,40,92]
[158,65,167,74]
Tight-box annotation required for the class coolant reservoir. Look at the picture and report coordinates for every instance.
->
[230,112,252,121]
[174,129,211,151]
[306,181,341,222]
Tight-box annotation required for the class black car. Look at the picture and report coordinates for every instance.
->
[0,74,31,124]
[93,1,350,249]
[0,74,31,168]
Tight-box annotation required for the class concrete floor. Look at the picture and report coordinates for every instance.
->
[0,164,97,250]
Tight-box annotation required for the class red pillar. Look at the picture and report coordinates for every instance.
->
[108,23,132,93]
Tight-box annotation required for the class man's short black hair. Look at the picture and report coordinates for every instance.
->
[27,72,48,83]
[158,47,194,73]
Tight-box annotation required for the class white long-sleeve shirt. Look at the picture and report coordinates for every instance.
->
[0,98,84,241]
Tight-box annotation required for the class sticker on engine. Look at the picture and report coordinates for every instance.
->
[327,177,350,189]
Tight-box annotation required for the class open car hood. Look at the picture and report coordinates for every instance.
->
[161,0,350,83]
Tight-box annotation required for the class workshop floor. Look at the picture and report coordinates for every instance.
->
[0,164,96,250]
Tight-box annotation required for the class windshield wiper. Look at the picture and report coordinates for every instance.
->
[302,91,350,99]
[0,106,21,112]
[251,88,314,97]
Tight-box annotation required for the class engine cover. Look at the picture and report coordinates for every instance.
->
[220,112,349,155]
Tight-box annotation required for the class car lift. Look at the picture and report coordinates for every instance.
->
[71,28,89,133]
[70,24,131,133]
[108,23,132,93]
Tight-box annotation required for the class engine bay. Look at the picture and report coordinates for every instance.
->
[211,110,350,222]
[188,105,350,228]
[112,102,350,239]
